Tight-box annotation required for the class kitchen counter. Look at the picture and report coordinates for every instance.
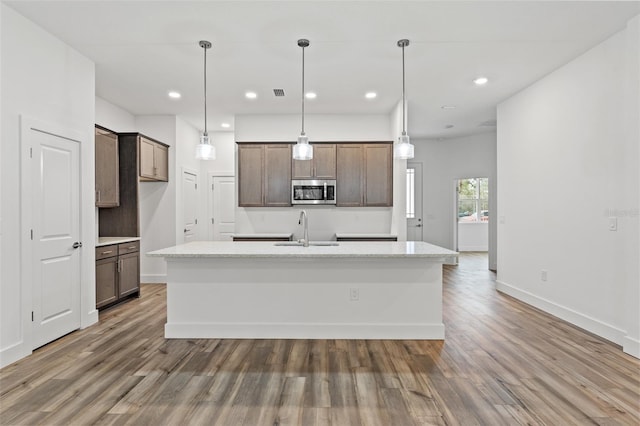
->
[335,233,398,241]
[149,240,456,340]
[231,233,293,241]
[148,240,454,259]
[96,236,140,247]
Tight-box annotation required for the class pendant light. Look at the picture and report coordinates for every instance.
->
[195,40,216,160]
[293,39,313,160]
[394,38,415,159]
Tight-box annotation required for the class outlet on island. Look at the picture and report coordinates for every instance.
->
[349,287,360,301]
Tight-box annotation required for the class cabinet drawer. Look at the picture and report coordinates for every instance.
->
[118,241,139,255]
[95,244,118,260]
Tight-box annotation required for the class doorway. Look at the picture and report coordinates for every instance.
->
[454,177,489,252]
[406,162,423,241]
[181,169,199,242]
[209,175,236,241]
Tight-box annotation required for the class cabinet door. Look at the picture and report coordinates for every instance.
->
[96,257,118,308]
[118,251,140,298]
[95,128,119,207]
[139,138,156,179]
[364,144,393,206]
[153,144,169,181]
[336,144,364,206]
[264,144,292,206]
[313,144,337,179]
[238,144,264,206]
[292,156,313,179]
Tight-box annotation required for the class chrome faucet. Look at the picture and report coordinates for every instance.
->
[298,210,309,247]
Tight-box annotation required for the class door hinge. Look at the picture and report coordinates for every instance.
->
[30,229,33,240]
[195,183,198,189]
[29,147,33,158]
[211,184,214,190]
[31,311,34,322]
[211,218,214,224]
[195,218,198,225]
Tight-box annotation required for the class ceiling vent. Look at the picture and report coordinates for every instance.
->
[273,89,285,97]
[478,119,497,127]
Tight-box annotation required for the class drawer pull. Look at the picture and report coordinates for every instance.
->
[101,250,113,255]
[127,246,137,250]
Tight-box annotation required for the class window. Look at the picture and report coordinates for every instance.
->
[406,168,415,218]
[458,178,489,223]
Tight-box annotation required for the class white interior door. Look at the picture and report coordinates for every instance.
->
[31,128,81,349]
[210,176,236,241]
[182,170,198,242]
[406,162,423,241]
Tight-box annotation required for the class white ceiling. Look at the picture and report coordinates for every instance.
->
[5,1,639,139]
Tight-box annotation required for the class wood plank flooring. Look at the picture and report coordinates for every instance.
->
[1,252,638,425]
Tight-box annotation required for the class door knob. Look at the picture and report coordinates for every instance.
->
[72,242,83,249]
[184,229,188,233]
[416,224,422,227]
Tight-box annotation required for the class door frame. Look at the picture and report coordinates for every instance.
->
[20,115,93,353]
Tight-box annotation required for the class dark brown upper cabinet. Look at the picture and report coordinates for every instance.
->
[292,143,337,179]
[238,143,292,207]
[336,142,393,207]
[95,126,119,207]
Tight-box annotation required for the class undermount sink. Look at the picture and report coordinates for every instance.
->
[274,241,339,247]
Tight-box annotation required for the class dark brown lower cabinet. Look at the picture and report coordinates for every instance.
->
[95,241,140,309]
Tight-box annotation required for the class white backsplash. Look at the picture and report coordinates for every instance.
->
[235,206,393,241]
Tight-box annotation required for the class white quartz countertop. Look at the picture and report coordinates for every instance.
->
[231,233,293,239]
[147,241,457,259]
[335,233,398,239]
[97,237,140,247]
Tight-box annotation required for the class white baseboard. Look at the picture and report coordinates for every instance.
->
[496,280,626,346]
[141,274,167,284]
[0,341,31,369]
[165,322,445,340]
[623,335,640,359]
[82,309,99,329]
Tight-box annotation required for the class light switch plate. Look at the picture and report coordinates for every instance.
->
[608,217,617,231]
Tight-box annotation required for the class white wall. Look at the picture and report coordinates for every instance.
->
[497,17,639,357]
[413,132,497,268]
[1,4,96,367]
[95,97,136,132]
[234,114,403,240]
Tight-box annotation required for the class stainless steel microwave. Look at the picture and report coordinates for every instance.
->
[292,179,336,205]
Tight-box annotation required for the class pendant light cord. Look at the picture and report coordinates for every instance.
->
[203,43,208,135]
[401,42,406,136]
[301,43,305,136]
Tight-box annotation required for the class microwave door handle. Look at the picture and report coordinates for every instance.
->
[324,182,327,200]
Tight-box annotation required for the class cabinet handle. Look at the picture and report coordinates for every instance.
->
[117,259,122,273]
[96,190,101,202]
[127,246,137,250]
[101,250,113,255]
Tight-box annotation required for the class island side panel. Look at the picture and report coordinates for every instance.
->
[164,257,445,339]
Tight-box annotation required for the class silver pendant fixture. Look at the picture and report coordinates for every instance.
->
[394,38,414,160]
[292,38,313,161]
[195,40,216,160]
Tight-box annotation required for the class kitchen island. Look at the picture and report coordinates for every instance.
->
[148,241,457,340]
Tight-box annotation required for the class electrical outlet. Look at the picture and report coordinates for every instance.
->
[541,270,548,282]
[349,288,359,301]
[608,217,617,231]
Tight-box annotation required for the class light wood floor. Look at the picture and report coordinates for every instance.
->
[1,253,638,425]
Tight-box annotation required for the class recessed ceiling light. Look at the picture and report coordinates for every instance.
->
[245,91,257,99]
[365,92,377,99]
[221,123,230,128]
[441,105,456,109]
[168,91,181,99]
[305,92,317,99]
[473,77,489,86]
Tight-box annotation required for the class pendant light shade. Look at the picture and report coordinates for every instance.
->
[394,38,414,160]
[195,40,216,160]
[293,39,313,161]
